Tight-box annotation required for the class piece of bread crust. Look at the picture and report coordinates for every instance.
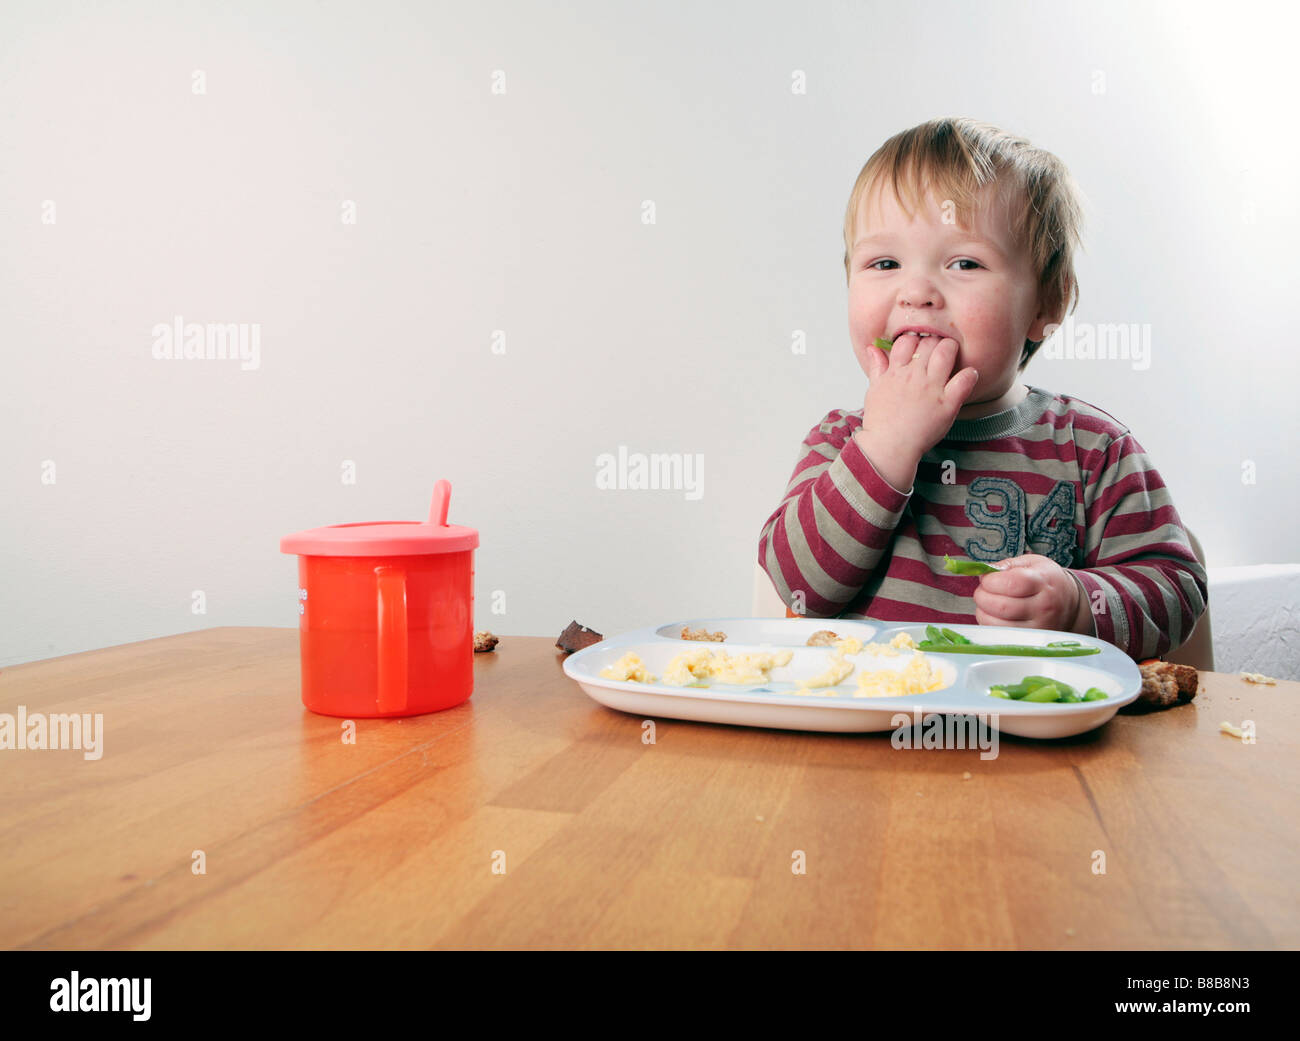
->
[556,620,603,654]
[1121,659,1199,712]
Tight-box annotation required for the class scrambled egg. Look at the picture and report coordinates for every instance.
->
[852,651,947,698]
[799,636,863,688]
[600,652,656,683]
[662,648,794,686]
[599,633,942,699]
[856,631,918,658]
[798,655,855,689]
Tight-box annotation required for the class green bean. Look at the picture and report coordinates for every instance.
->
[925,624,945,644]
[916,641,1100,657]
[986,677,1110,703]
[943,554,1001,576]
[940,627,973,645]
[874,337,893,352]
[1047,640,1082,647]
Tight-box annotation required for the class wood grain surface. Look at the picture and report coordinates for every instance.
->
[0,627,1294,950]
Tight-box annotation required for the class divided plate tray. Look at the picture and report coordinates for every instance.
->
[561,617,1142,739]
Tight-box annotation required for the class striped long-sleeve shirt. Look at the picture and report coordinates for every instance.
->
[757,386,1208,662]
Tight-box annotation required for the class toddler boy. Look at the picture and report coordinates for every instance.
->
[757,117,1206,662]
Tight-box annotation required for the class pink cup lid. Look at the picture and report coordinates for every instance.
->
[280,480,479,556]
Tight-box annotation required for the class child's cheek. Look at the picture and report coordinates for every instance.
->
[847,291,879,358]
[958,300,1013,363]
[848,312,875,373]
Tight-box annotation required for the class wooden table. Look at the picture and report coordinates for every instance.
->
[1,627,1294,950]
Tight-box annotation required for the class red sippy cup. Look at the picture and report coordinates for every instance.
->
[280,480,479,718]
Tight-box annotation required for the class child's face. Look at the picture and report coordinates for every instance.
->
[847,178,1053,405]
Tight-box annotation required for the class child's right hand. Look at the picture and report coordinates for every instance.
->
[857,333,980,465]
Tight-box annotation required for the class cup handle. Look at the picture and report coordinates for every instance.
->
[375,566,408,714]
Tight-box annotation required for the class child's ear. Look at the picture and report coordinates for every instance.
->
[1026,289,1066,342]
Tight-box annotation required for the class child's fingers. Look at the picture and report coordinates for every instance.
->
[943,366,980,404]
[979,566,1038,597]
[865,341,888,379]
[889,331,921,367]
[925,337,960,380]
[972,586,1036,622]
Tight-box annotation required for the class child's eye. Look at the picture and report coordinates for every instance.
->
[867,259,898,270]
[950,258,982,271]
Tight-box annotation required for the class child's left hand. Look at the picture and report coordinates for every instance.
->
[972,554,1082,632]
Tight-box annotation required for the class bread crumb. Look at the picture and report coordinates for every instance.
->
[1136,660,1198,707]
[473,630,499,652]
[1240,672,1278,685]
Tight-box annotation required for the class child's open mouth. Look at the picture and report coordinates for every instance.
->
[891,327,958,343]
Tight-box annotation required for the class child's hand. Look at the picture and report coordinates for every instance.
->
[972,554,1083,632]
[858,333,980,462]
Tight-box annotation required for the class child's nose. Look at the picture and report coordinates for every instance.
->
[899,281,941,308]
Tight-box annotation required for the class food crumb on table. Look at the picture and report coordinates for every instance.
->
[556,620,603,654]
[1219,722,1246,739]
[473,630,499,652]
[1134,660,1198,708]
[1240,672,1278,685]
[962,771,972,780]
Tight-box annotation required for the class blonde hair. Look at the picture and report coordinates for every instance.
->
[842,118,1085,369]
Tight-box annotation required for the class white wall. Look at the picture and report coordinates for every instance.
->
[3,0,1297,666]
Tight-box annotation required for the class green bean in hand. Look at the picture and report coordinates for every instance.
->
[943,554,1001,576]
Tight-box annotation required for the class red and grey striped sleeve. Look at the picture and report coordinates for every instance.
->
[757,393,1207,660]
[1071,431,1208,660]
[756,409,911,617]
